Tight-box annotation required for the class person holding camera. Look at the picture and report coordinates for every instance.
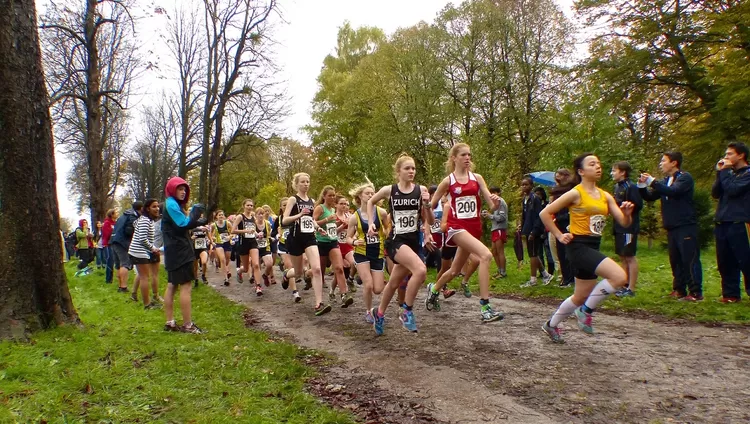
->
[711,142,750,303]
[638,152,703,301]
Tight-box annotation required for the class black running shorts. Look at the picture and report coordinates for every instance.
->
[566,236,607,281]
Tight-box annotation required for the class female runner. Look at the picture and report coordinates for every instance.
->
[232,199,264,296]
[255,207,276,287]
[335,195,357,291]
[210,209,233,286]
[314,186,353,307]
[277,197,302,302]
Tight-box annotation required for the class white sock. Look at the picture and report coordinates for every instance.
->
[583,279,615,311]
[549,296,578,327]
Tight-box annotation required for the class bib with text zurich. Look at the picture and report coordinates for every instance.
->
[300,216,315,234]
[455,196,478,219]
[393,210,418,234]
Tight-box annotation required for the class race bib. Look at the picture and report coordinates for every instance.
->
[365,234,380,245]
[430,221,442,234]
[338,232,347,243]
[257,238,268,248]
[300,216,314,234]
[455,196,477,219]
[244,223,256,239]
[194,238,207,250]
[325,222,337,239]
[590,215,606,236]
[219,233,230,243]
[393,210,418,234]
[282,229,290,240]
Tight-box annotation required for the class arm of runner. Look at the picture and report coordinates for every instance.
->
[367,185,391,236]
[231,215,244,234]
[430,177,450,209]
[346,214,361,246]
[281,197,299,226]
[540,189,579,244]
[421,186,434,226]
[607,193,633,229]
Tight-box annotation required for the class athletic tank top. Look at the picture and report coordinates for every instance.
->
[290,195,315,238]
[569,184,609,237]
[277,214,290,244]
[315,204,339,242]
[256,220,271,249]
[388,183,422,244]
[354,209,385,258]
[192,227,209,250]
[238,214,257,243]
[214,221,230,244]
[446,172,481,228]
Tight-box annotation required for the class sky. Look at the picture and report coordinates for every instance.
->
[53,0,577,222]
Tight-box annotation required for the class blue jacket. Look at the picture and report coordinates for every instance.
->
[711,166,750,222]
[613,179,643,234]
[109,208,139,248]
[640,171,696,230]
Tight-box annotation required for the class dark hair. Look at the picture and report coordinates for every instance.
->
[489,186,501,194]
[613,161,632,178]
[728,142,749,162]
[428,184,438,195]
[521,176,533,185]
[142,198,158,217]
[132,201,144,212]
[572,152,596,184]
[533,187,547,202]
[663,151,683,168]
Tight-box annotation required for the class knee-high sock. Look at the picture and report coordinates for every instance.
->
[549,296,578,327]
[583,279,615,311]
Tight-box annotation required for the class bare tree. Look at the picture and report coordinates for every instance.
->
[40,0,138,226]
[199,0,286,212]
[123,100,180,200]
[0,0,79,338]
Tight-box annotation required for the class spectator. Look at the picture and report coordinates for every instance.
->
[534,186,555,278]
[519,176,553,287]
[639,152,703,301]
[75,219,94,274]
[101,209,118,284]
[711,142,750,303]
[612,161,643,297]
[550,168,575,287]
[109,201,143,293]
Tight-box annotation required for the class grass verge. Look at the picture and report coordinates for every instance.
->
[0,262,354,423]
[443,240,750,324]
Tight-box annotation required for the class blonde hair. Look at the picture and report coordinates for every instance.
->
[292,173,310,191]
[445,143,473,173]
[349,180,375,207]
[393,154,415,180]
[317,185,336,205]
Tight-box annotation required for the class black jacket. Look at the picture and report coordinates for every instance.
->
[711,166,750,222]
[639,171,696,230]
[109,209,139,248]
[613,179,643,234]
[521,193,544,237]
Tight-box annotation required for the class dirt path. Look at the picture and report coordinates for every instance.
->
[204,267,750,424]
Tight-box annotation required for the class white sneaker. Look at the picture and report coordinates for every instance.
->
[293,292,301,303]
[520,280,537,288]
[542,273,554,285]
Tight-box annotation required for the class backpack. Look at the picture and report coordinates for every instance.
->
[67,229,80,245]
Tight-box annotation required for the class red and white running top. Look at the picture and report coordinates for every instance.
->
[446,172,482,240]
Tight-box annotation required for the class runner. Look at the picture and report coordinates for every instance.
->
[425,143,504,322]
[277,197,302,303]
[190,219,210,287]
[232,199,265,296]
[367,155,433,334]
[540,153,634,343]
[255,207,276,287]
[128,199,162,309]
[346,182,389,323]
[282,173,332,315]
[263,204,280,267]
[210,209,233,286]
[335,195,357,292]
[314,186,353,308]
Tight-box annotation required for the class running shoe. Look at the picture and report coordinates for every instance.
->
[164,321,179,332]
[559,281,573,288]
[144,302,162,310]
[542,273,554,285]
[227,272,232,280]
[668,290,684,298]
[425,283,441,311]
[181,323,203,334]
[481,304,504,322]
[442,288,456,299]
[250,276,256,286]
[237,270,243,284]
[255,285,263,296]
[293,291,301,303]
[542,321,564,343]
[399,308,418,332]
[347,277,357,293]
[130,292,138,302]
[499,270,507,278]
[365,309,375,324]
[679,294,703,302]
[520,280,537,288]
[492,272,502,280]
[223,279,230,286]
[329,291,337,304]
[461,282,472,298]
[615,288,635,298]
[371,307,384,335]
[262,274,270,287]
[282,274,289,290]
[574,307,594,334]
[304,277,312,291]
[117,287,128,293]
[153,294,165,303]
[314,303,332,316]
[201,274,208,285]
[340,293,354,308]
[719,297,741,303]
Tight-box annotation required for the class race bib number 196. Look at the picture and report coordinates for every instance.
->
[300,216,314,234]
[455,196,477,219]
[393,210,418,234]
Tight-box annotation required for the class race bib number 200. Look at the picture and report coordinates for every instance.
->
[455,196,477,219]
[393,210,418,234]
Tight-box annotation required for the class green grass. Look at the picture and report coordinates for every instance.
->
[444,240,750,324]
[0,263,354,423]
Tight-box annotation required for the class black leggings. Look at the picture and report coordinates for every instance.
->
[77,249,93,270]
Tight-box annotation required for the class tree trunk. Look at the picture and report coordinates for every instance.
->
[84,0,106,225]
[0,0,80,339]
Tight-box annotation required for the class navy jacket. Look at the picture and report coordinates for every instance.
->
[711,166,750,222]
[640,171,696,230]
[521,193,544,237]
[613,179,643,234]
[109,208,139,248]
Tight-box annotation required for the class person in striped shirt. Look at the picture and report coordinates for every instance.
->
[128,199,162,310]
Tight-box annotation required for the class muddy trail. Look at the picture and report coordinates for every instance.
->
[203,267,750,424]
